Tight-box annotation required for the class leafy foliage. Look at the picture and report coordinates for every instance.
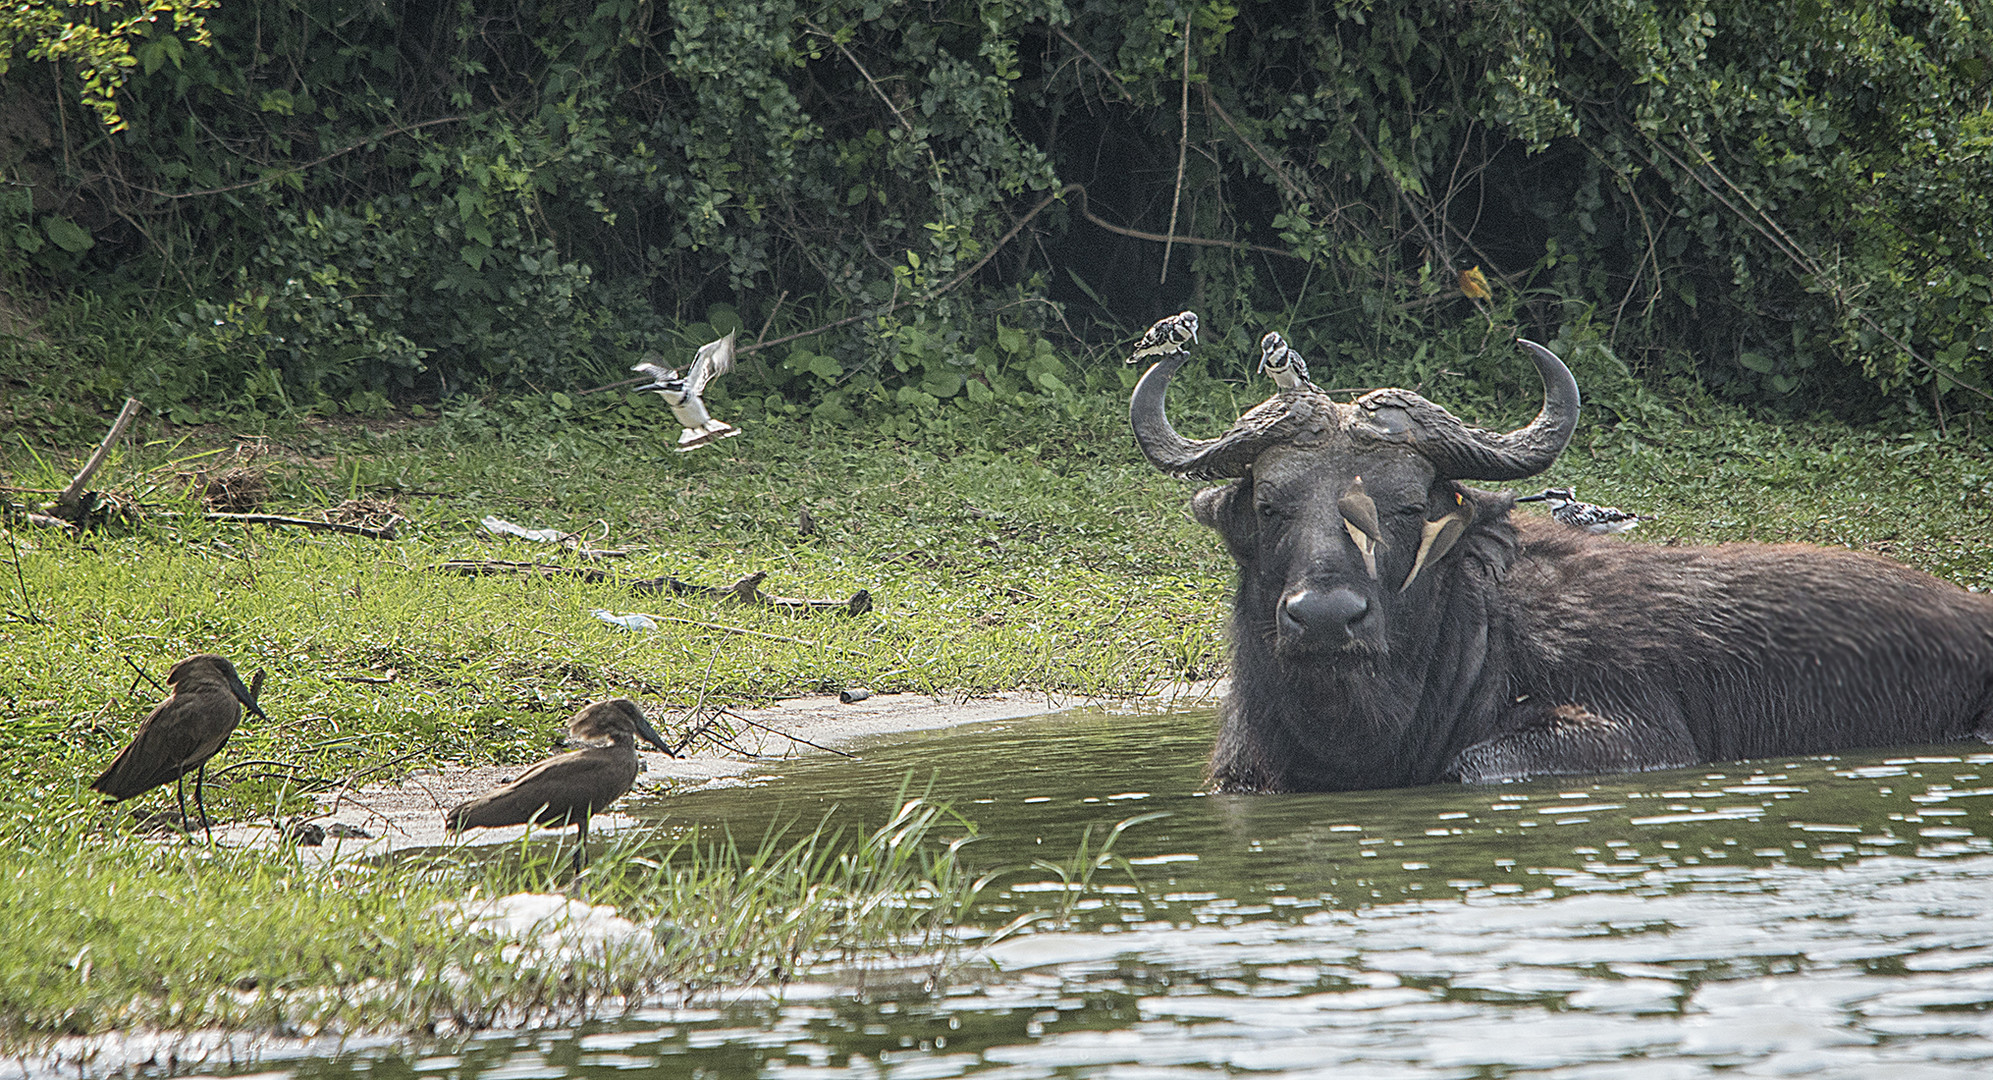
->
[0,0,215,132]
[8,0,1993,417]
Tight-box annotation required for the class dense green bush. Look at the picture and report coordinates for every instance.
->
[4,0,1989,420]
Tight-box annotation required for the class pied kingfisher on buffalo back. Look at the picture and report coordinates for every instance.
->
[632,330,739,452]
[1516,487,1643,534]
[1127,311,1200,363]
[1257,330,1311,391]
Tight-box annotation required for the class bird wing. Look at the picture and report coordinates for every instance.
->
[631,361,679,385]
[684,330,738,395]
[446,747,639,829]
[91,687,241,800]
[1128,313,1197,361]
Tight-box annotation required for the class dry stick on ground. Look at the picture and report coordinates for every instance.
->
[632,572,875,615]
[435,559,873,615]
[204,759,335,788]
[669,712,723,757]
[664,644,726,756]
[311,750,432,831]
[122,655,166,695]
[52,397,142,523]
[195,512,400,539]
[17,511,78,532]
[718,707,858,759]
[645,614,858,650]
[437,559,616,583]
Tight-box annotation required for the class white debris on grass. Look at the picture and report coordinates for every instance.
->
[439,892,661,968]
[589,609,659,631]
[481,516,568,542]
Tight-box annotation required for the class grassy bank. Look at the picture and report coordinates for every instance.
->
[4,365,1993,1044]
[0,383,1237,1045]
[0,792,986,1042]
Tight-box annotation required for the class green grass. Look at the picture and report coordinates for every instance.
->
[0,791,987,1042]
[0,399,1235,798]
[0,386,1238,1046]
[6,346,1993,1045]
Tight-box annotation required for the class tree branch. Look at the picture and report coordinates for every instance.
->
[53,397,141,521]
[1161,25,1192,283]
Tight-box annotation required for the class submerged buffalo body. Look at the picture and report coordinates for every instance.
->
[1132,332,1993,792]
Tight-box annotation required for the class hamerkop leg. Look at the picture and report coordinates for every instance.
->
[193,760,213,843]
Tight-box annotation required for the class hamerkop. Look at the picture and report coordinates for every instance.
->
[445,698,670,865]
[91,654,270,839]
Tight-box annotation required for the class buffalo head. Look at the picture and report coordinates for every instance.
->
[1132,335,1579,665]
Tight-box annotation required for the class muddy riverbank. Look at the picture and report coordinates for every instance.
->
[217,684,1224,855]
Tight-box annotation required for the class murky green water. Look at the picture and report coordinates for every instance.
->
[307,706,1993,1077]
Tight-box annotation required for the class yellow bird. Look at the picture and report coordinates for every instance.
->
[1459,265,1491,300]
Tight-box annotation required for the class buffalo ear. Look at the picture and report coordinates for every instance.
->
[1190,477,1257,560]
[1190,483,1236,530]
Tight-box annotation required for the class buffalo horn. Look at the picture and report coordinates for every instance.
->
[1129,350,1312,479]
[1131,335,1575,483]
[1355,340,1579,481]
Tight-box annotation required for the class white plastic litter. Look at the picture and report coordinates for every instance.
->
[481,515,567,542]
[439,892,658,967]
[589,609,658,631]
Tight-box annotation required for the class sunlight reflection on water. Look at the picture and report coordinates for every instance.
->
[279,708,1993,1078]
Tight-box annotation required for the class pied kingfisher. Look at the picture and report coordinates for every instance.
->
[1516,487,1643,534]
[632,330,740,452]
[1126,311,1200,363]
[1257,330,1311,391]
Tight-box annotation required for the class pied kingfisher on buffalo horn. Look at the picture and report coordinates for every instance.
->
[1257,330,1311,391]
[1126,311,1199,363]
[632,330,739,452]
[1516,487,1642,533]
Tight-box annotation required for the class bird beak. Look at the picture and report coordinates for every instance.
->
[228,669,271,723]
[631,711,674,756]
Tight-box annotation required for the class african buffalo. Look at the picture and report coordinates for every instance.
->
[1131,329,1993,792]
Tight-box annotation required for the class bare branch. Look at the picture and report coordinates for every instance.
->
[1161,26,1192,283]
[54,397,141,520]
